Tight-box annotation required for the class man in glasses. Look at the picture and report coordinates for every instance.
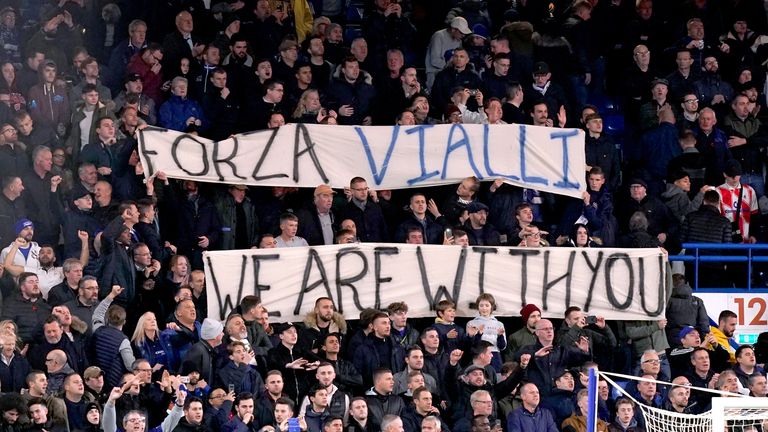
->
[0,123,28,177]
[517,319,590,397]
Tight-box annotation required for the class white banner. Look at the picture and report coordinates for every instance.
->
[139,123,586,198]
[204,245,668,322]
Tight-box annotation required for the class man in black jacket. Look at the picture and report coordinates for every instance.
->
[267,322,320,404]
[297,185,338,246]
[354,312,405,388]
[364,369,404,427]
[181,318,224,387]
[679,190,731,286]
[202,68,239,141]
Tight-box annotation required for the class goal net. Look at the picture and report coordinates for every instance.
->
[586,370,768,432]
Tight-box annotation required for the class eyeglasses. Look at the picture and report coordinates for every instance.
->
[525,232,541,238]
[642,359,661,365]
[1,128,15,134]
[684,99,698,104]
[125,417,146,424]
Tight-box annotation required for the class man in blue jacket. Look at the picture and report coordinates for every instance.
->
[506,383,558,432]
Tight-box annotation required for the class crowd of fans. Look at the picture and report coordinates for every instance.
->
[0,0,767,431]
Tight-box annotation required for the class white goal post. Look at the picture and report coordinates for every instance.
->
[587,370,768,432]
[712,396,768,432]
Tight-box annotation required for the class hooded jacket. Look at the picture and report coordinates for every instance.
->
[664,281,710,345]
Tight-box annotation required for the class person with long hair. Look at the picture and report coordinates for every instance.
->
[0,62,25,112]
[130,312,167,370]
[292,89,336,123]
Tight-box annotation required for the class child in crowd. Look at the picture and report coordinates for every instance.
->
[433,300,468,353]
[466,293,507,372]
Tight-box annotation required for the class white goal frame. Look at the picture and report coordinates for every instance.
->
[711,396,768,431]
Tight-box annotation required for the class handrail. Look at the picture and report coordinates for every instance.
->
[668,243,768,291]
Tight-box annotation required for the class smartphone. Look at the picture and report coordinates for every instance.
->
[586,315,597,325]
[288,418,301,432]
[444,228,453,238]
[228,384,235,393]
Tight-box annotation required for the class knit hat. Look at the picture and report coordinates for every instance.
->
[200,318,223,340]
[520,304,541,322]
[14,218,33,235]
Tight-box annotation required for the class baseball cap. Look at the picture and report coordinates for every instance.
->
[467,201,489,214]
[533,62,550,75]
[124,73,143,84]
[450,17,472,35]
[314,184,336,196]
[83,366,103,380]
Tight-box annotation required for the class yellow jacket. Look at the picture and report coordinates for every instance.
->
[710,326,737,364]
[268,0,314,43]
[561,414,609,432]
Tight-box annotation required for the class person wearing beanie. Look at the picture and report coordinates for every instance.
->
[0,218,41,270]
[661,169,707,224]
[504,304,541,362]
[61,183,99,262]
[77,401,104,432]
[180,318,224,386]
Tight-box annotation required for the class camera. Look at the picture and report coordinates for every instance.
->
[468,89,478,96]
[586,315,597,325]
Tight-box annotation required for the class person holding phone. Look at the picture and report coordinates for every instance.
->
[554,306,616,372]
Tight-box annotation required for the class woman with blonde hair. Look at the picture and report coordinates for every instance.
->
[131,312,167,369]
[292,89,337,124]
[0,320,24,352]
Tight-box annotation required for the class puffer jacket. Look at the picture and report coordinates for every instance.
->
[364,389,405,427]
[665,280,710,346]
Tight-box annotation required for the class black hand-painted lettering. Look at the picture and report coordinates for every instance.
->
[251,128,289,181]
[605,253,634,309]
[172,134,209,176]
[335,247,368,313]
[212,136,246,181]
[293,248,333,316]
[374,246,399,309]
[293,123,329,183]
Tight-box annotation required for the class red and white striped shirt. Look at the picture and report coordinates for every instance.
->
[717,182,758,241]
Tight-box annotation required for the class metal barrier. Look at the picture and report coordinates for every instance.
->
[668,243,768,292]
